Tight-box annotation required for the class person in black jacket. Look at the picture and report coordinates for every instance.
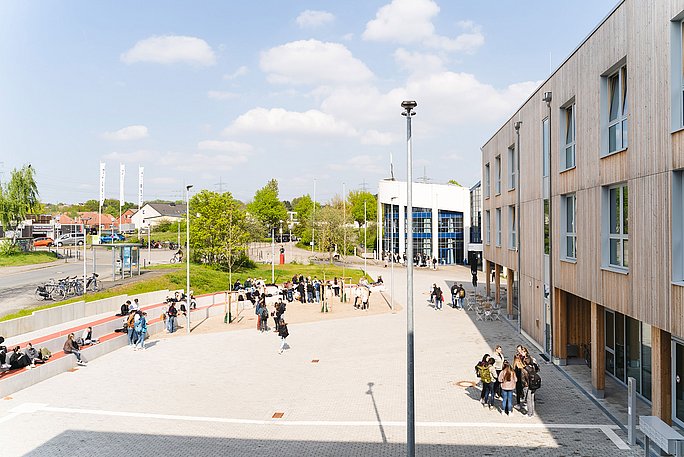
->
[278,319,289,354]
[8,346,31,369]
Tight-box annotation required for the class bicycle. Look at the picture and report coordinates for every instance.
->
[170,253,183,264]
[85,273,99,292]
[581,342,592,368]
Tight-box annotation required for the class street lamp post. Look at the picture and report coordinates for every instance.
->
[271,225,275,283]
[186,184,193,335]
[342,182,346,285]
[401,99,417,457]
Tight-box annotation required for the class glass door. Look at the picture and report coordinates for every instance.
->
[544,285,551,355]
[675,341,684,425]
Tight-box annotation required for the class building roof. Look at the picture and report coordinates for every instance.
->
[147,203,187,217]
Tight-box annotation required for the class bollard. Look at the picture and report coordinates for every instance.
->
[627,376,636,446]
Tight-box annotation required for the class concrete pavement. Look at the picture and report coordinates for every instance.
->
[0,265,640,456]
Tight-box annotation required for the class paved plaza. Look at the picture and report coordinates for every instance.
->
[0,265,641,456]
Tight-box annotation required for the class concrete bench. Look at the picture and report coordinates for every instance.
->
[640,415,684,456]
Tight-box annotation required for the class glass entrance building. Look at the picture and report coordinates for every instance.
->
[378,179,471,265]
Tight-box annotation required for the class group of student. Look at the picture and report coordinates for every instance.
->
[475,344,542,417]
[0,328,98,371]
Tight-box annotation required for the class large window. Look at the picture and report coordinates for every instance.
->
[495,208,501,246]
[508,145,516,190]
[438,210,464,264]
[484,163,490,198]
[670,18,684,130]
[603,64,628,155]
[561,103,576,170]
[542,117,550,177]
[495,156,501,194]
[509,205,516,249]
[485,210,491,245]
[604,184,629,269]
[605,310,652,401]
[561,194,576,260]
[674,171,684,282]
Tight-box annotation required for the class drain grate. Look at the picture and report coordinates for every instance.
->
[272,412,284,419]
[311,359,319,363]
[454,380,476,388]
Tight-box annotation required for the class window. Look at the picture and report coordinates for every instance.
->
[670,18,684,130]
[561,103,576,170]
[603,184,629,269]
[485,210,491,245]
[484,163,490,198]
[509,205,516,249]
[674,171,684,282]
[508,145,516,190]
[543,199,550,255]
[495,156,501,194]
[495,208,501,246]
[602,64,628,155]
[561,194,576,260]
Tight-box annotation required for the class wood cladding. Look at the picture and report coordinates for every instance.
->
[482,0,684,342]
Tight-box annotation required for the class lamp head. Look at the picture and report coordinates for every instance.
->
[542,91,552,103]
[186,184,194,191]
[401,100,417,115]
[514,121,523,131]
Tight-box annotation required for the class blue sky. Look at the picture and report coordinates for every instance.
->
[0,0,618,205]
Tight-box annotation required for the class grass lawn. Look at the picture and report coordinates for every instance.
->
[0,251,59,268]
[0,262,371,322]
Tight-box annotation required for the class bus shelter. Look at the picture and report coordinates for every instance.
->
[93,243,142,281]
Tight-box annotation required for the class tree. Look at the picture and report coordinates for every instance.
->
[448,179,462,187]
[347,190,377,226]
[189,190,249,268]
[247,179,287,236]
[0,165,40,241]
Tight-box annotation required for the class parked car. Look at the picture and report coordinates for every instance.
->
[99,233,125,243]
[33,237,54,247]
[56,233,84,246]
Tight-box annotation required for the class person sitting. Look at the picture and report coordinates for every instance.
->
[0,336,9,370]
[8,346,32,370]
[24,343,45,367]
[80,327,99,345]
[63,333,86,366]
[129,299,139,312]
[117,301,130,316]
[233,279,242,291]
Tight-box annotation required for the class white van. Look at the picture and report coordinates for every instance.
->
[56,233,84,246]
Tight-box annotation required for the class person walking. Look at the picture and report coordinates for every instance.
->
[450,283,458,308]
[260,304,269,332]
[456,284,466,310]
[434,286,444,310]
[498,361,517,416]
[432,257,437,270]
[278,318,289,354]
[126,310,137,346]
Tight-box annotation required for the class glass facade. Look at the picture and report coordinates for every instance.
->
[470,183,482,244]
[438,210,464,264]
[405,206,432,259]
[676,341,684,425]
[381,203,399,256]
[604,310,652,401]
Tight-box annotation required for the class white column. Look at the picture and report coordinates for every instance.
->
[431,200,439,262]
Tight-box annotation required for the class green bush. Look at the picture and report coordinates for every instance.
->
[0,240,19,256]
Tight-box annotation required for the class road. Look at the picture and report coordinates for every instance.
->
[0,246,177,318]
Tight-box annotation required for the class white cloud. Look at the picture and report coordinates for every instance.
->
[296,10,334,28]
[223,66,248,80]
[121,35,216,66]
[226,107,356,136]
[102,125,149,141]
[102,149,155,162]
[363,0,483,53]
[328,154,386,174]
[393,48,445,74]
[207,90,238,100]
[260,40,373,85]
[197,140,253,153]
[160,152,249,172]
[360,130,399,146]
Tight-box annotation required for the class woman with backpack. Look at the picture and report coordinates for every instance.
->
[135,312,147,350]
[475,354,490,402]
[498,361,517,415]
[522,356,541,417]
[260,304,269,332]
[477,357,496,409]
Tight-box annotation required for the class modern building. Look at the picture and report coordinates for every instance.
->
[378,179,471,265]
[481,0,684,425]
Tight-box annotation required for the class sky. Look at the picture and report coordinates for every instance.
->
[0,0,619,205]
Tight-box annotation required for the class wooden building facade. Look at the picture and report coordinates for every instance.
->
[482,0,684,425]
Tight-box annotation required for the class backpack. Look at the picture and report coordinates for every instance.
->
[459,288,465,298]
[261,307,269,319]
[527,367,542,391]
[477,364,492,383]
[39,347,52,360]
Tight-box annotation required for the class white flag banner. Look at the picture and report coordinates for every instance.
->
[119,163,125,207]
[99,162,106,206]
[138,166,144,209]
